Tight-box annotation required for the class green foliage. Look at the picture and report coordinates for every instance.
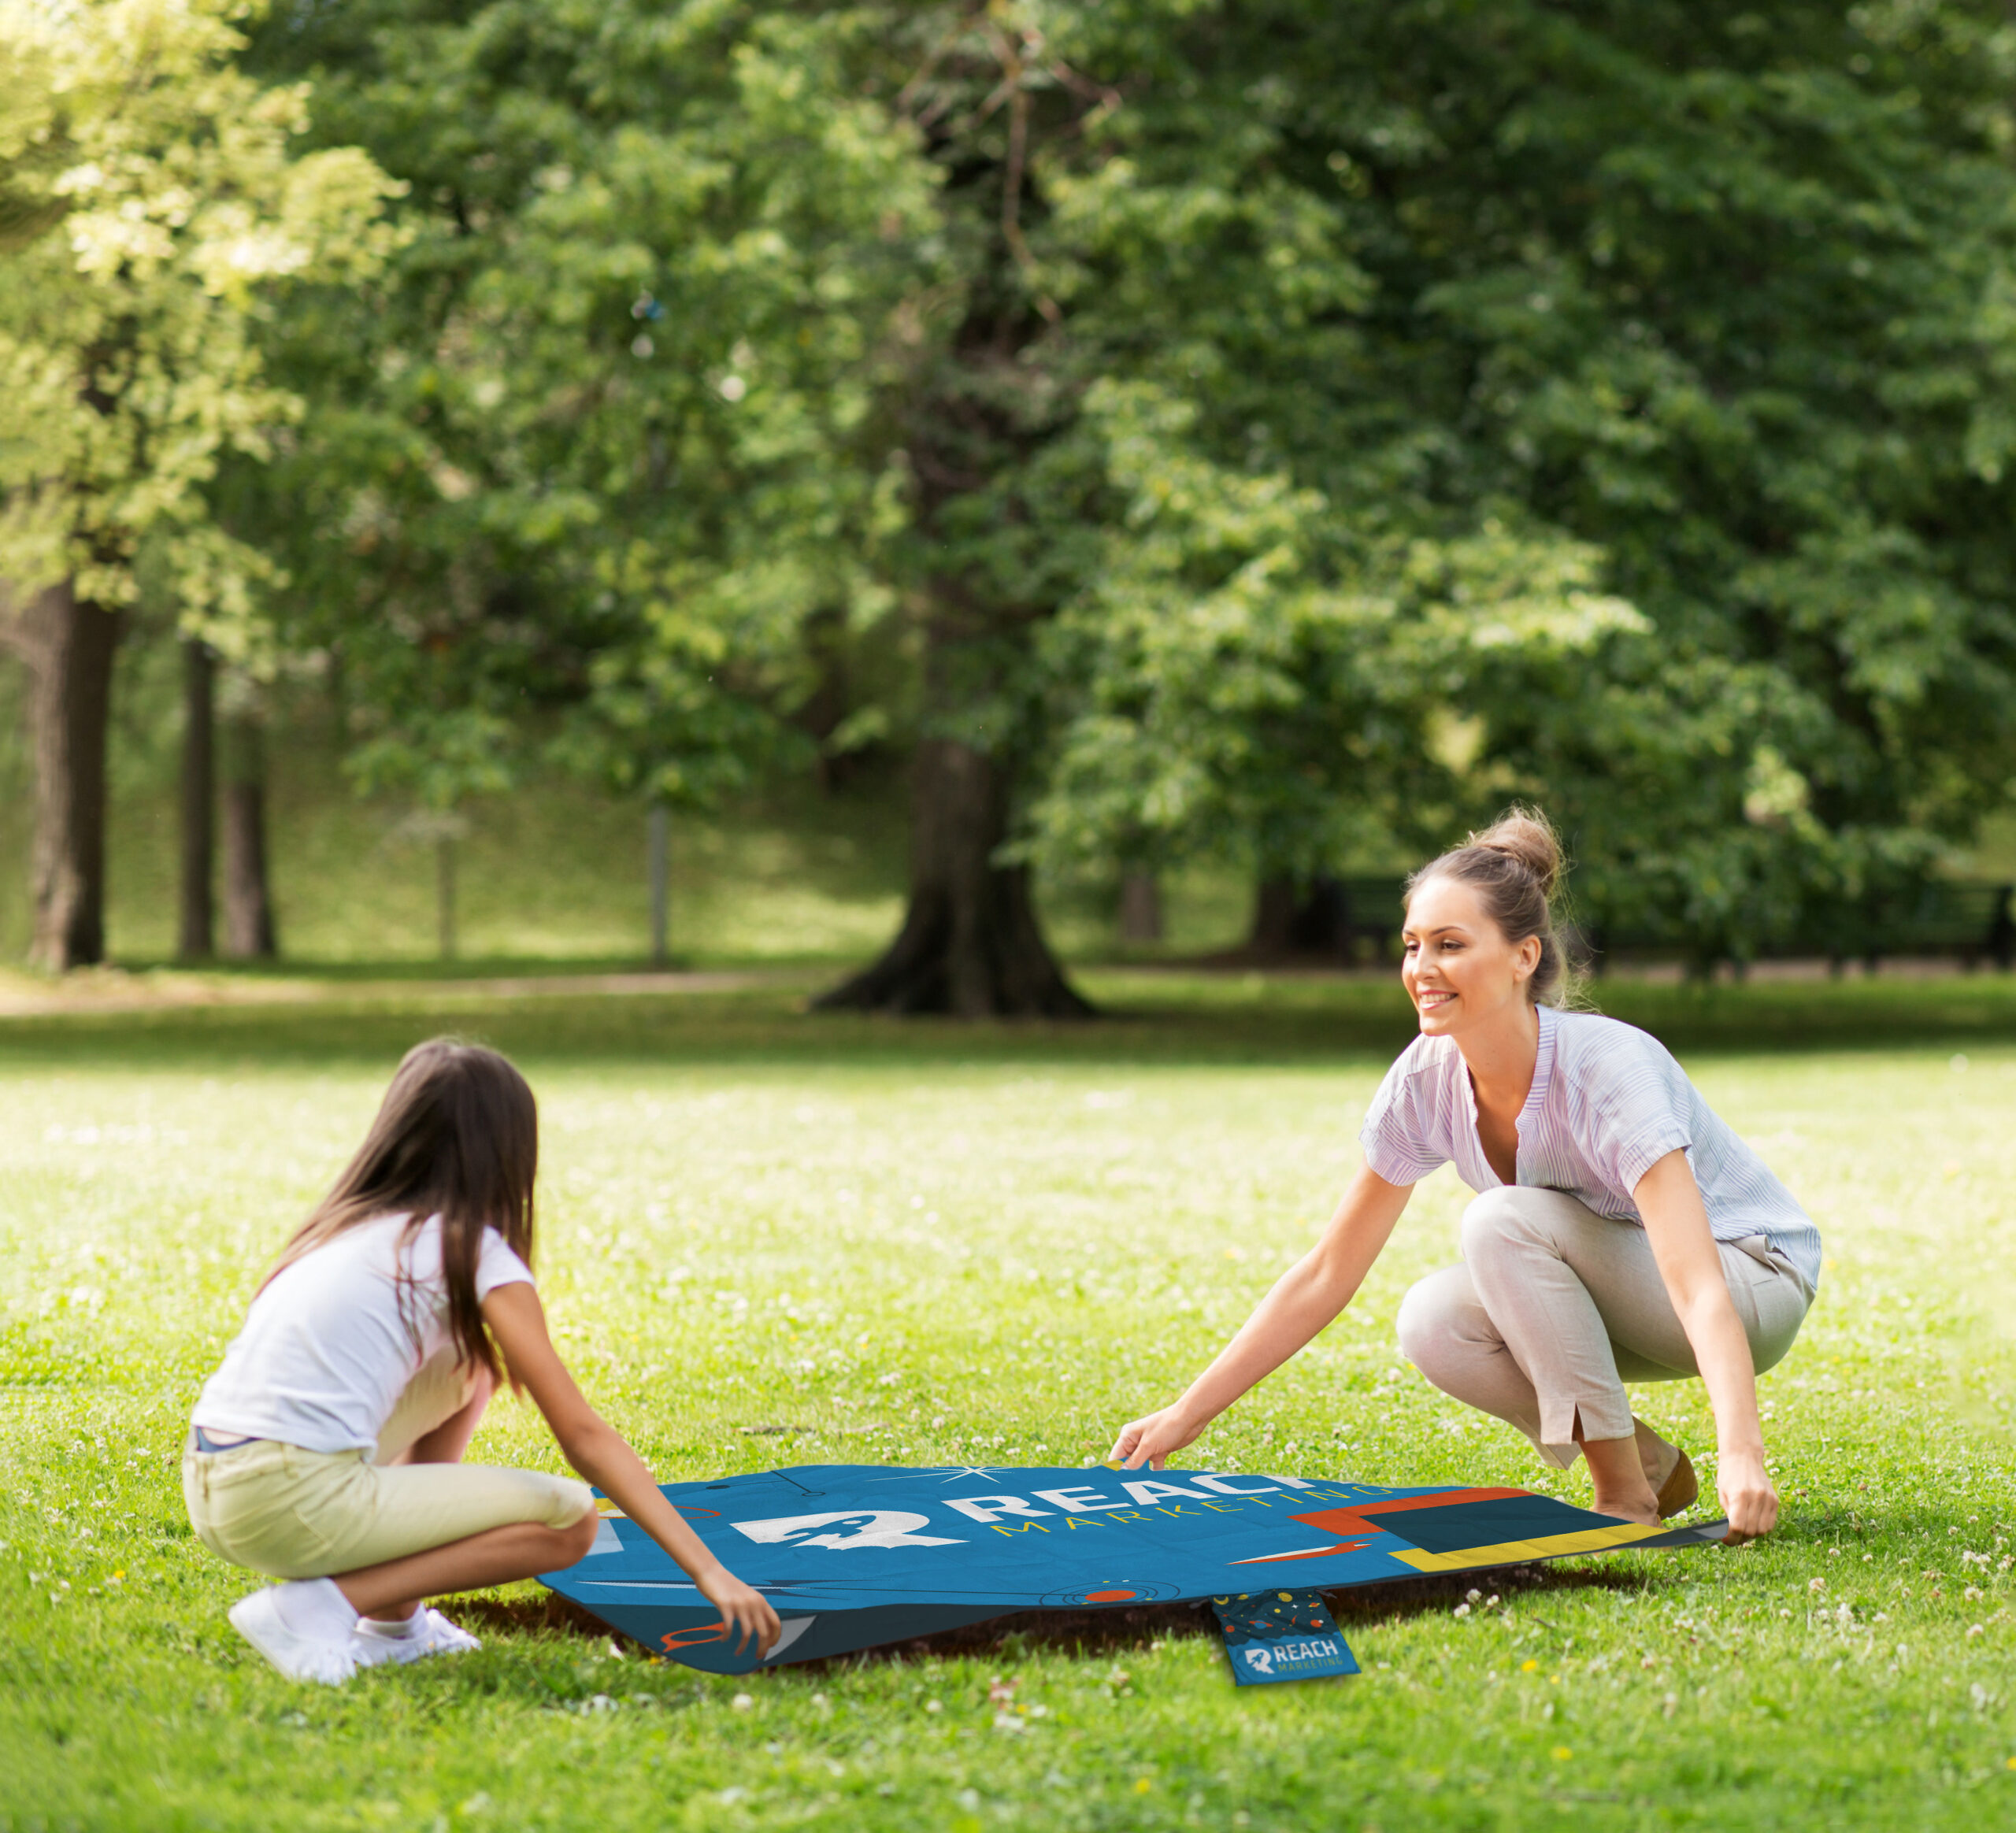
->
[0,0,397,641]
[1006,0,2016,952]
[28,0,2016,963]
[1034,377,1640,876]
[240,0,936,810]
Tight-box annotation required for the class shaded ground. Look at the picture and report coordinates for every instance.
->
[459,1557,1670,1676]
[0,965,784,1018]
[8,963,2016,1064]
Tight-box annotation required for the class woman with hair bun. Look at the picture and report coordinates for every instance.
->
[1110,808,1818,1540]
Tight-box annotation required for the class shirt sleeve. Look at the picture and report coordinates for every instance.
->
[474,1228,536,1300]
[1358,1047,1447,1186]
[1583,1028,1695,1195]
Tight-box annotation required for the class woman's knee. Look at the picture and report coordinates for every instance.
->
[1459,1186,1553,1266]
[1395,1267,1470,1376]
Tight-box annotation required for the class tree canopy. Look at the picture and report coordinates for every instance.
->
[239,0,934,815]
[1017,0,2016,961]
[0,0,395,642]
[13,0,2016,979]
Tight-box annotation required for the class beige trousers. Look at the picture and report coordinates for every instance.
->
[183,1350,595,1579]
[1395,1186,1812,1468]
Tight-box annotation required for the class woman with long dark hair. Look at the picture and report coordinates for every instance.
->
[1111,811,1819,1539]
[185,1039,779,1682]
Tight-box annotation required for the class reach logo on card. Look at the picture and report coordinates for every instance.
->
[1210,1590,1361,1686]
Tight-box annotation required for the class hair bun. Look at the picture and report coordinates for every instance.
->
[1467,806,1564,902]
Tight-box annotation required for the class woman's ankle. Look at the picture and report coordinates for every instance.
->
[1588,1493,1661,1526]
[1581,1432,1658,1520]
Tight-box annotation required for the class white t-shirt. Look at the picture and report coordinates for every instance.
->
[1359,1005,1822,1292]
[192,1213,535,1454]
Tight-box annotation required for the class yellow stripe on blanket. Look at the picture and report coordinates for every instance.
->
[1391,1520,1667,1572]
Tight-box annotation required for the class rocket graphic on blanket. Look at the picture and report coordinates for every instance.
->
[540,1464,1725,1682]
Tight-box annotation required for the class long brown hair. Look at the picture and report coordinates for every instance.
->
[264,1039,538,1383]
[1406,806,1571,1005]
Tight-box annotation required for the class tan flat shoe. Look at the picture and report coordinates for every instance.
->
[1632,1416,1699,1519]
[1653,1445,1698,1519]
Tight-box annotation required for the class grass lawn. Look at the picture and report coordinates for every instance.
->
[3,976,2014,1831]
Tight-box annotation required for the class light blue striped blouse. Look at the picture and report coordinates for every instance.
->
[1359,1005,1822,1293]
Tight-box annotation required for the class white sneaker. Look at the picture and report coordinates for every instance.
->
[350,1607,482,1668]
[228,1587,358,1685]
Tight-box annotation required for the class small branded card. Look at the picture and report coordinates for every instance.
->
[1210,1589,1359,1686]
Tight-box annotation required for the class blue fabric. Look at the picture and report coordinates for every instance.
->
[539,1461,1725,1675]
[1212,1590,1359,1685]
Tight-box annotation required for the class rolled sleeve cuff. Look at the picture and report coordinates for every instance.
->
[1358,1129,1440,1188]
[1615,1129,1692,1196]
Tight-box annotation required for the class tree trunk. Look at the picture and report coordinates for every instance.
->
[647,801,670,966]
[177,639,215,961]
[220,780,277,959]
[20,579,118,971]
[436,835,457,961]
[220,706,277,959]
[815,737,1092,1016]
[1246,874,1346,958]
[1250,876,1298,956]
[1118,869,1163,944]
[816,165,1088,1020]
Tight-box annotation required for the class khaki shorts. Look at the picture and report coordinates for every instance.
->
[183,1351,595,1579]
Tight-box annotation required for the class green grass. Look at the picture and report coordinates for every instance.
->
[4,978,2015,1831]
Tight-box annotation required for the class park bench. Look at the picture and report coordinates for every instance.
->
[1852,880,2015,971]
[1584,881,2014,975]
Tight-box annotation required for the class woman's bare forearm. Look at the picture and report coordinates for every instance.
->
[1634,1152,1769,1460]
[1678,1293,1766,1459]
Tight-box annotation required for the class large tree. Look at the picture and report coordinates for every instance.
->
[238,0,2016,1000]
[1021,1,2016,962]
[0,0,395,969]
[234,0,1662,1010]
[250,2,1117,1015]
[820,2,1644,1009]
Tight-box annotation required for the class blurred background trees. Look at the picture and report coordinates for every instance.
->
[1019,0,2016,973]
[0,0,395,969]
[7,0,2016,994]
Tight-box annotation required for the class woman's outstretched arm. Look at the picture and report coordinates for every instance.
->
[1110,1165,1414,1469]
[483,1284,781,1653]
[1632,1149,1777,1542]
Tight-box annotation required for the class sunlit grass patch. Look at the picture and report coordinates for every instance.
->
[2,995,2014,1829]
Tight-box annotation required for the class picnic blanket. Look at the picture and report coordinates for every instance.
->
[540,1462,1724,1681]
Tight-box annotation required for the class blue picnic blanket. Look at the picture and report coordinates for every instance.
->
[540,1462,1724,1676]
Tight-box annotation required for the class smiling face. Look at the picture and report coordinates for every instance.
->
[1401,872,1543,1039]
